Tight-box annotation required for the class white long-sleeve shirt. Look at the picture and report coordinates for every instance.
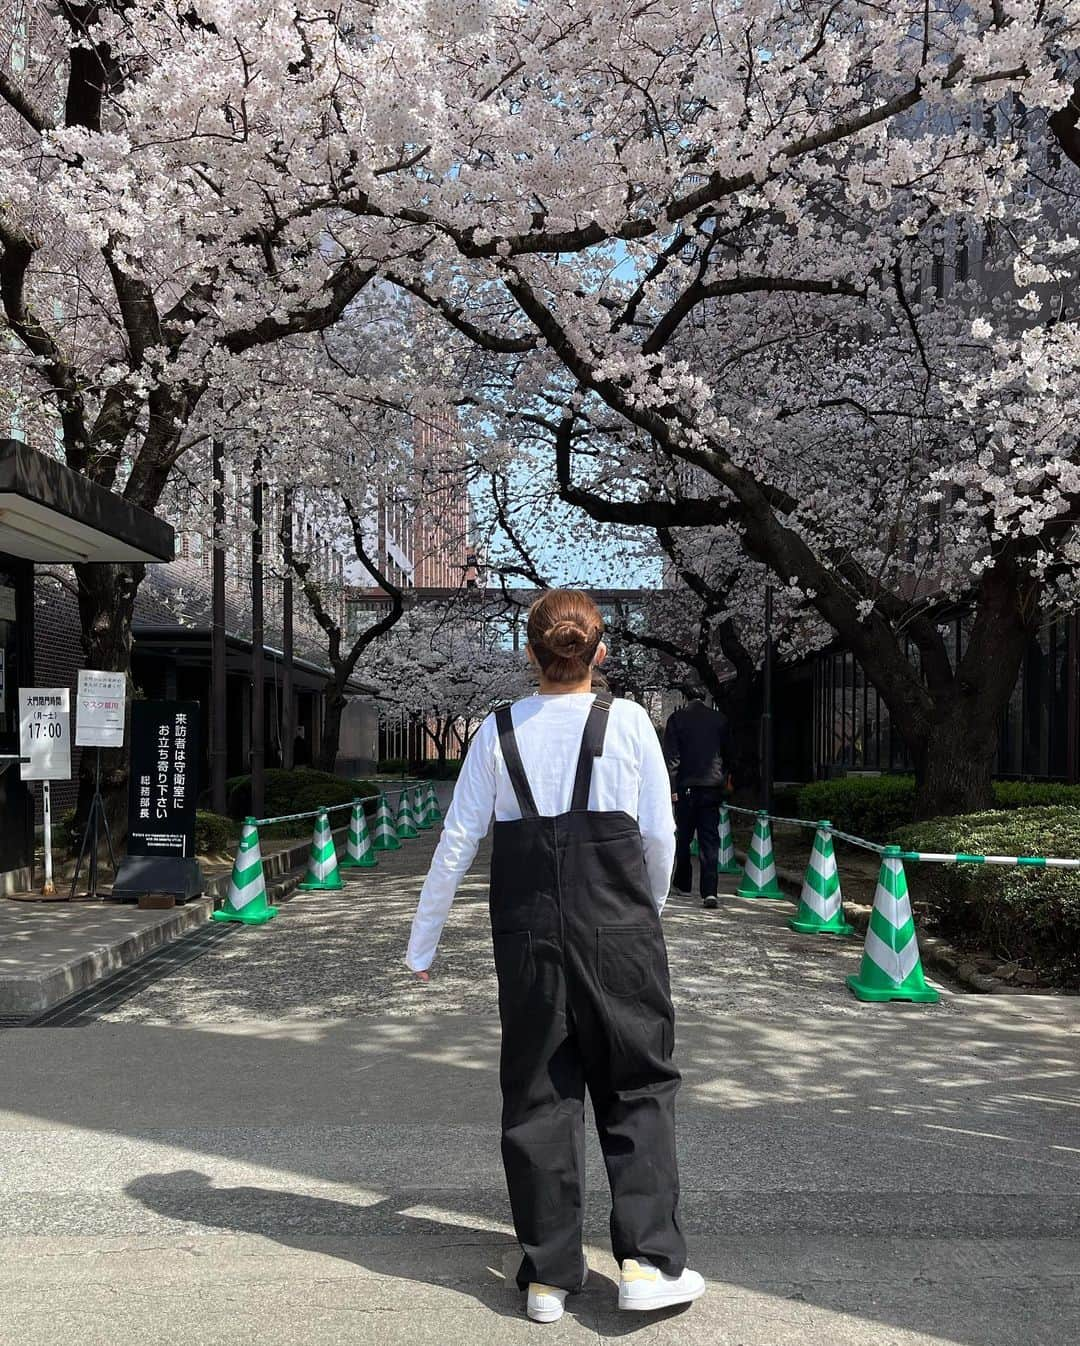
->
[405,693,677,972]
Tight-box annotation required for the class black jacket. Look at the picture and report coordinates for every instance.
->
[663,699,733,791]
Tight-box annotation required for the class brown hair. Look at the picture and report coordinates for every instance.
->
[527,589,605,684]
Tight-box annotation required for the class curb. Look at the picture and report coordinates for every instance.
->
[754,854,1023,996]
[1,824,357,1019]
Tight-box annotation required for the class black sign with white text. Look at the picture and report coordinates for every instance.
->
[127,700,200,858]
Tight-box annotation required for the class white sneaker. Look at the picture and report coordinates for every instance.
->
[618,1258,705,1312]
[526,1263,588,1323]
[527,1284,568,1323]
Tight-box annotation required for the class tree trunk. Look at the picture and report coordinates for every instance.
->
[72,561,144,845]
[908,563,1036,818]
[714,669,762,796]
[912,698,1000,818]
[316,680,348,774]
[436,717,452,775]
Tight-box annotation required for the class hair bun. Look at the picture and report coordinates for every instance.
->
[545,619,592,658]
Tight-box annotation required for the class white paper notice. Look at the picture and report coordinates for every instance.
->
[76,669,127,748]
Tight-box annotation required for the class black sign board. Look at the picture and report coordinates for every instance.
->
[127,700,200,858]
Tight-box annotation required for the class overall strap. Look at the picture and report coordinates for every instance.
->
[495,704,539,818]
[571,692,614,811]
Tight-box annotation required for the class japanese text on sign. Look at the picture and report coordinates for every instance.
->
[127,701,200,859]
[76,670,126,748]
[18,687,71,781]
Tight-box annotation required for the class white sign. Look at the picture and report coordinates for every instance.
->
[0,585,15,623]
[19,687,71,781]
[76,669,127,748]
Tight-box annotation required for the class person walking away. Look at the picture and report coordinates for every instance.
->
[405,589,705,1323]
[664,690,734,909]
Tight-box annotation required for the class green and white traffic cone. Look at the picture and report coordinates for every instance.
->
[788,822,854,935]
[340,800,378,870]
[413,785,432,830]
[426,783,443,823]
[847,846,940,1003]
[396,788,419,840]
[737,811,785,898]
[213,819,278,924]
[717,805,741,875]
[297,809,343,891]
[372,794,400,851]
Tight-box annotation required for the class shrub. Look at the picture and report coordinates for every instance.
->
[895,805,1080,989]
[59,807,79,854]
[195,811,238,856]
[225,768,379,822]
[991,780,1080,810]
[417,759,464,780]
[795,775,1080,839]
[797,776,919,838]
[771,784,803,819]
[60,807,237,856]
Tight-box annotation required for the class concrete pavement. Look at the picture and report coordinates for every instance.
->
[1,824,1078,1344]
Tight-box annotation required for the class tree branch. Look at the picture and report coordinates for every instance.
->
[389,274,536,354]
[644,276,867,355]
[0,68,54,132]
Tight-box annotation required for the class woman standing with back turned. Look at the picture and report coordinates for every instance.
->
[406,590,705,1323]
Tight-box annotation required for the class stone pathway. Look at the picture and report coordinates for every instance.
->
[4,807,1078,1346]
[98,823,957,1025]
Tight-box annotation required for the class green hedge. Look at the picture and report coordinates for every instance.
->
[796,776,921,837]
[416,760,463,780]
[194,811,239,856]
[379,758,463,780]
[795,775,1080,838]
[895,806,1080,989]
[771,784,803,819]
[991,780,1080,810]
[225,768,379,822]
[59,808,237,857]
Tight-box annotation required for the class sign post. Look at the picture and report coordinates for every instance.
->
[111,700,203,902]
[43,780,54,895]
[70,671,126,901]
[19,687,72,897]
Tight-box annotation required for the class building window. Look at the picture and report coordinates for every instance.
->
[10,3,29,72]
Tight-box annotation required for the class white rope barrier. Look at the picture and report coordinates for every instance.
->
[251,781,427,829]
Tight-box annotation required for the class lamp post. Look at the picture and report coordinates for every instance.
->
[210,439,227,816]
[251,450,265,819]
[281,487,295,771]
[762,583,775,813]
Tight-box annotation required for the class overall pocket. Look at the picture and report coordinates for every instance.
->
[597,926,657,997]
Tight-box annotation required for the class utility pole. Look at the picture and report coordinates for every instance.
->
[210,439,227,815]
[761,583,775,813]
[281,488,295,770]
[251,451,265,819]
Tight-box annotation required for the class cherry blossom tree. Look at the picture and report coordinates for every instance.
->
[367,606,530,770]
[358,2,1080,814]
[4,3,1080,819]
[0,3,400,814]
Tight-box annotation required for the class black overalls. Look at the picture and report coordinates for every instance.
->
[491,692,687,1292]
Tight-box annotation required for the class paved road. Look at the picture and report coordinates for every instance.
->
[1,823,1078,1344]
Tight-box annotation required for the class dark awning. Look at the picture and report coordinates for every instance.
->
[0,439,174,564]
[131,624,375,696]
